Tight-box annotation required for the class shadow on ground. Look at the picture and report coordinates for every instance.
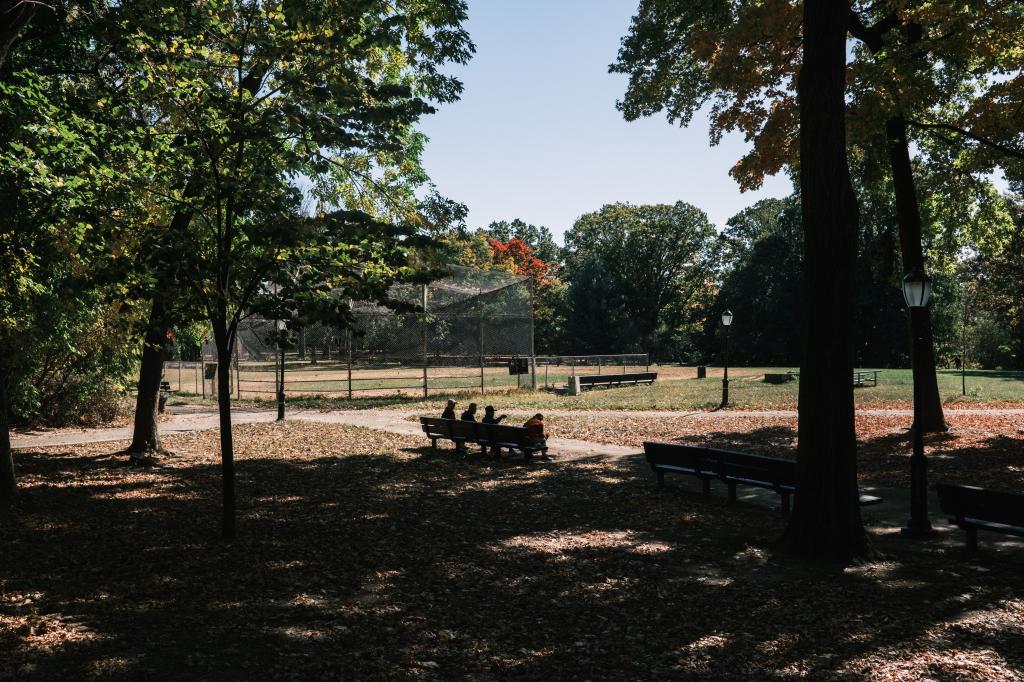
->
[1,422,1022,680]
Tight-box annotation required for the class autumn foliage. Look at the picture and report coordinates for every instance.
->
[487,237,555,289]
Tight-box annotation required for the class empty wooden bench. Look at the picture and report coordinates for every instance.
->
[644,442,796,512]
[575,372,657,391]
[853,370,879,388]
[419,417,548,461]
[937,483,1024,552]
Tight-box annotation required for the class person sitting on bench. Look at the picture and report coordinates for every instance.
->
[524,413,549,459]
[481,405,506,425]
[482,405,508,456]
[441,399,456,420]
[453,403,477,453]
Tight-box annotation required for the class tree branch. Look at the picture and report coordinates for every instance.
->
[908,120,1024,160]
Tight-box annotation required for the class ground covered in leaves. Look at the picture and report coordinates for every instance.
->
[545,412,1024,491]
[3,422,1023,680]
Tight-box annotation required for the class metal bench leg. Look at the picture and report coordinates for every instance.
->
[966,527,978,554]
[780,493,791,514]
[657,471,665,488]
[727,482,737,505]
[430,438,437,451]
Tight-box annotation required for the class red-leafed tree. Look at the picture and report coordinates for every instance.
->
[487,237,567,353]
[488,237,554,288]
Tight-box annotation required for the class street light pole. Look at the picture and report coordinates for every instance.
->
[721,310,733,408]
[901,270,935,538]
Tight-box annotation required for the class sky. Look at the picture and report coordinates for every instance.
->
[417,0,794,243]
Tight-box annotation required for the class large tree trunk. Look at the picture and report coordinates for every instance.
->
[214,322,236,540]
[783,0,871,562]
[886,115,948,432]
[127,297,167,460]
[0,372,16,508]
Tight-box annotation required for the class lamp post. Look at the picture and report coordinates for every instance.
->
[901,270,935,538]
[721,310,733,408]
[276,319,286,421]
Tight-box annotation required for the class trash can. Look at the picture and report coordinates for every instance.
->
[696,365,707,379]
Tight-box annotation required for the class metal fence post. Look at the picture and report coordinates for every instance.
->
[422,283,429,398]
[529,278,537,390]
[479,287,485,394]
[234,336,241,399]
[347,328,353,400]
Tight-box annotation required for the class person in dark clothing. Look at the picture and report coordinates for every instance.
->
[481,405,506,424]
[461,403,478,421]
[441,399,456,420]
[482,405,508,456]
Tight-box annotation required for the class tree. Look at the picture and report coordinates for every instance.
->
[563,202,715,359]
[483,219,561,265]
[784,0,870,561]
[711,197,804,366]
[1,2,155,505]
[114,0,472,538]
[612,0,1024,432]
[486,237,566,354]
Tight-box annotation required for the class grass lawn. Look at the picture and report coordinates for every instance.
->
[172,366,1024,413]
[3,423,1023,680]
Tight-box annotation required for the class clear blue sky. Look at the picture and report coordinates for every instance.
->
[418,0,794,243]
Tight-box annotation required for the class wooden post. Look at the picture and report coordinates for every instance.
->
[347,328,353,400]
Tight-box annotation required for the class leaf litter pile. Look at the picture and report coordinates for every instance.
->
[546,412,1024,490]
[2,421,1023,680]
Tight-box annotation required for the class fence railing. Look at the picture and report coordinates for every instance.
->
[161,353,651,399]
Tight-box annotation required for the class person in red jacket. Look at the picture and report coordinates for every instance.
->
[523,413,549,459]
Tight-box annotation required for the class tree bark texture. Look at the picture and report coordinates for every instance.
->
[214,323,236,540]
[886,115,948,432]
[784,0,871,562]
[127,297,167,457]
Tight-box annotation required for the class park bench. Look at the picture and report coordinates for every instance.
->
[774,370,879,388]
[937,483,1024,552]
[644,442,797,512]
[419,417,548,461]
[853,370,879,388]
[158,380,176,413]
[571,372,657,393]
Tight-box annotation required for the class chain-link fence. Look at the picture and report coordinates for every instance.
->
[159,266,654,400]
[176,266,537,399]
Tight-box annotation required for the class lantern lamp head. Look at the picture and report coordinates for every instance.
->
[721,310,734,327]
[902,270,932,309]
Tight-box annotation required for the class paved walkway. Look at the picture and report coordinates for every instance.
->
[13,404,1024,450]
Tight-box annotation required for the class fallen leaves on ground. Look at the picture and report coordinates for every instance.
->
[544,413,1024,490]
[2,422,1023,680]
